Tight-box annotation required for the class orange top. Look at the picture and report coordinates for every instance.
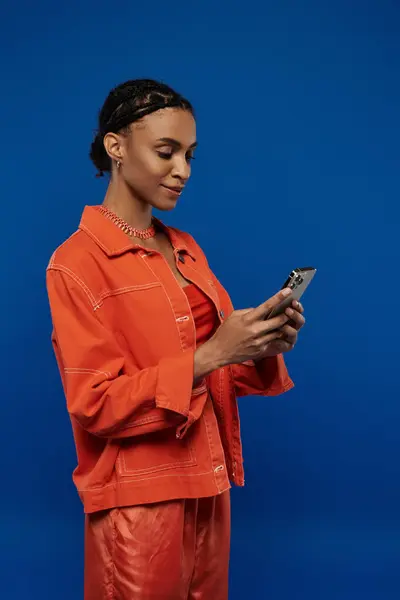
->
[183,283,217,348]
[46,205,294,513]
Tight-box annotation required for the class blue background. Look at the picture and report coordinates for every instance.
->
[1,0,399,598]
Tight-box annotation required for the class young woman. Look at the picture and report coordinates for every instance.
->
[46,79,305,600]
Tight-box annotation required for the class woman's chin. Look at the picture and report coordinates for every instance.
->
[152,194,180,211]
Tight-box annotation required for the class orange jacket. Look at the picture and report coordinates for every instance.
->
[46,205,294,514]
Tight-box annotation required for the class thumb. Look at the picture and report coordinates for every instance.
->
[250,288,292,322]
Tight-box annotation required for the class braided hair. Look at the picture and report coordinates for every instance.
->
[90,79,194,177]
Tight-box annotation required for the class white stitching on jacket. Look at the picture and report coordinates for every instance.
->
[49,264,97,308]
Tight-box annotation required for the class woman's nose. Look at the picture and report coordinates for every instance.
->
[170,156,191,182]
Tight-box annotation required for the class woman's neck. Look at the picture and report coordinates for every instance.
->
[103,177,153,231]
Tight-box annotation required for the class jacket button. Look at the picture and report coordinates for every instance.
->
[219,310,225,319]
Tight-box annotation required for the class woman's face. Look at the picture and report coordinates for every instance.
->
[110,108,197,211]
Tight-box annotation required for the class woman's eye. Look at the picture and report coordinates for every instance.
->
[157,151,173,159]
[157,149,196,162]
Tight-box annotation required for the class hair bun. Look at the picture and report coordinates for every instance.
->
[89,132,109,176]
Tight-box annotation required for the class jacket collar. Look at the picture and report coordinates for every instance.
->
[79,205,195,259]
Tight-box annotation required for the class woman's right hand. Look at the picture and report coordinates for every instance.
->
[207,288,293,367]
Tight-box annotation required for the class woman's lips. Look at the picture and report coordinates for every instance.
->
[161,185,184,196]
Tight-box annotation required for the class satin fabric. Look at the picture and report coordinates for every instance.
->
[183,283,217,347]
[84,491,231,600]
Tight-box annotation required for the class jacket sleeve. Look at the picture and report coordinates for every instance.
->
[184,233,294,398]
[46,267,207,440]
[229,356,294,397]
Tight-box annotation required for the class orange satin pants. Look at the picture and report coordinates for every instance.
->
[84,491,231,600]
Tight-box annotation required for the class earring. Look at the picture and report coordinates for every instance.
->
[116,160,121,169]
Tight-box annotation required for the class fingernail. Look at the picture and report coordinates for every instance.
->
[282,288,292,297]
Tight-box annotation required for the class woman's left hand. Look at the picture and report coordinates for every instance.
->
[261,300,306,357]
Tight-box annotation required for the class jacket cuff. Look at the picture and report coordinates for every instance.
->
[155,350,208,438]
[255,354,294,395]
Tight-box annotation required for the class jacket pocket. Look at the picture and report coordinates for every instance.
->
[116,427,197,477]
[96,281,162,308]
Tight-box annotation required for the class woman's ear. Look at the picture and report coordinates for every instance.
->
[103,132,124,164]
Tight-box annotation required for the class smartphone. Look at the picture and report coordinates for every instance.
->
[266,267,317,319]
